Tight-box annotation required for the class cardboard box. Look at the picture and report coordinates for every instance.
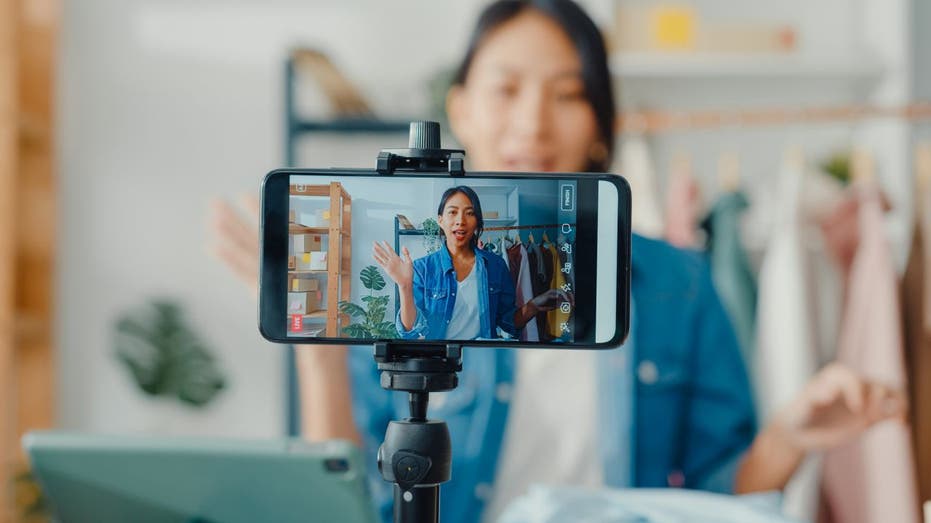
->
[287,291,322,315]
[296,210,331,227]
[290,277,320,292]
[295,251,328,271]
[309,251,327,271]
[292,233,323,253]
[317,209,331,226]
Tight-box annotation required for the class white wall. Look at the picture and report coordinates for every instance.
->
[56,0,490,436]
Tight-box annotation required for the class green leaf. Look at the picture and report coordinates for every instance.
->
[112,299,226,407]
[342,324,372,339]
[338,301,367,318]
[377,322,398,339]
[366,302,387,325]
[360,265,386,291]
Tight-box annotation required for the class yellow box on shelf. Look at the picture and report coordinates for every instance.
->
[651,6,696,51]
[295,251,328,271]
[290,277,320,292]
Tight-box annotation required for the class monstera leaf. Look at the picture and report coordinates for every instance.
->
[114,300,225,407]
[340,266,398,340]
[360,265,386,291]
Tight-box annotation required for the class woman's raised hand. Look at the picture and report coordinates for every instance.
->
[372,241,414,289]
[773,362,907,452]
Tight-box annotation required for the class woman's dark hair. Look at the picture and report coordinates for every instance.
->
[437,185,485,249]
[452,0,616,172]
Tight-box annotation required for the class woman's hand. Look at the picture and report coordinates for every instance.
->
[772,362,907,452]
[208,195,360,445]
[528,289,573,313]
[735,362,908,494]
[372,241,414,290]
[208,195,261,296]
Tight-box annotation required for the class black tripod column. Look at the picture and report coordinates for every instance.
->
[378,396,451,523]
[374,343,462,523]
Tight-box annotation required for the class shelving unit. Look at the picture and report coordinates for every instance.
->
[288,182,352,338]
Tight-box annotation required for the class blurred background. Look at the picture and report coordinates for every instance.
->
[2,0,930,521]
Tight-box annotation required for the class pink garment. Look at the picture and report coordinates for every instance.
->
[664,161,702,248]
[820,182,920,523]
[515,244,539,342]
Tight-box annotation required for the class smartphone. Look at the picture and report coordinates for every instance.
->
[259,169,630,348]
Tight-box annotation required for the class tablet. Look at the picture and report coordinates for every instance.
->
[23,431,377,523]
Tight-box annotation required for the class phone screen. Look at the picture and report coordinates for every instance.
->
[259,170,630,348]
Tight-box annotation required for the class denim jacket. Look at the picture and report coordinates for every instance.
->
[348,235,756,523]
[396,246,517,340]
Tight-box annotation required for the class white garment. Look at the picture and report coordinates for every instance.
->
[620,135,664,238]
[753,152,819,520]
[499,486,796,523]
[483,349,602,523]
[515,244,540,342]
[445,263,481,340]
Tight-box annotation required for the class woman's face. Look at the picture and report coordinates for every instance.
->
[447,9,601,173]
[438,191,479,249]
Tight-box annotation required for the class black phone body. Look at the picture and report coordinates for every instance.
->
[259,168,630,349]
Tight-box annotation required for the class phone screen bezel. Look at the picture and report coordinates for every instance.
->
[259,168,630,349]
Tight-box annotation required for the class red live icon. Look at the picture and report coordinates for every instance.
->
[290,314,303,332]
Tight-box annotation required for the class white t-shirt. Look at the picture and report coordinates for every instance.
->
[445,262,481,340]
[482,348,602,523]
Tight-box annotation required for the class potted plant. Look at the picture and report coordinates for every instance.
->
[338,266,397,339]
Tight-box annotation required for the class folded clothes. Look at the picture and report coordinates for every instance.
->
[498,485,799,523]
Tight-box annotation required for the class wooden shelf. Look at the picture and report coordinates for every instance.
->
[301,310,328,320]
[289,270,328,275]
[289,224,342,235]
[610,52,885,81]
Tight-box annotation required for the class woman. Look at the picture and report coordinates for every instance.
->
[372,185,566,340]
[211,1,906,522]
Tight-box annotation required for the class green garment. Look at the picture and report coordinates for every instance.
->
[702,191,758,374]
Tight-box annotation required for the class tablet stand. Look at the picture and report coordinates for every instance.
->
[375,121,466,523]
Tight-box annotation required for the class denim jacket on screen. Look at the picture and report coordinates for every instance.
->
[396,245,517,340]
[348,234,756,523]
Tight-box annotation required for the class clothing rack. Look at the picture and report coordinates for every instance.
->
[485,223,568,232]
[617,100,931,134]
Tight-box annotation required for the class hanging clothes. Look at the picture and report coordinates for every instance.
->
[755,152,817,422]
[499,237,510,271]
[702,191,757,376]
[508,242,540,342]
[753,152,819,521]
[902,159,931,506]
[527,242,550,338]
[664,155,703,248]
[546,242,570,340]
[821,177,920,523]
[620,134,664,238]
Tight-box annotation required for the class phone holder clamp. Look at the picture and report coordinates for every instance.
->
[376,121,465,176]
